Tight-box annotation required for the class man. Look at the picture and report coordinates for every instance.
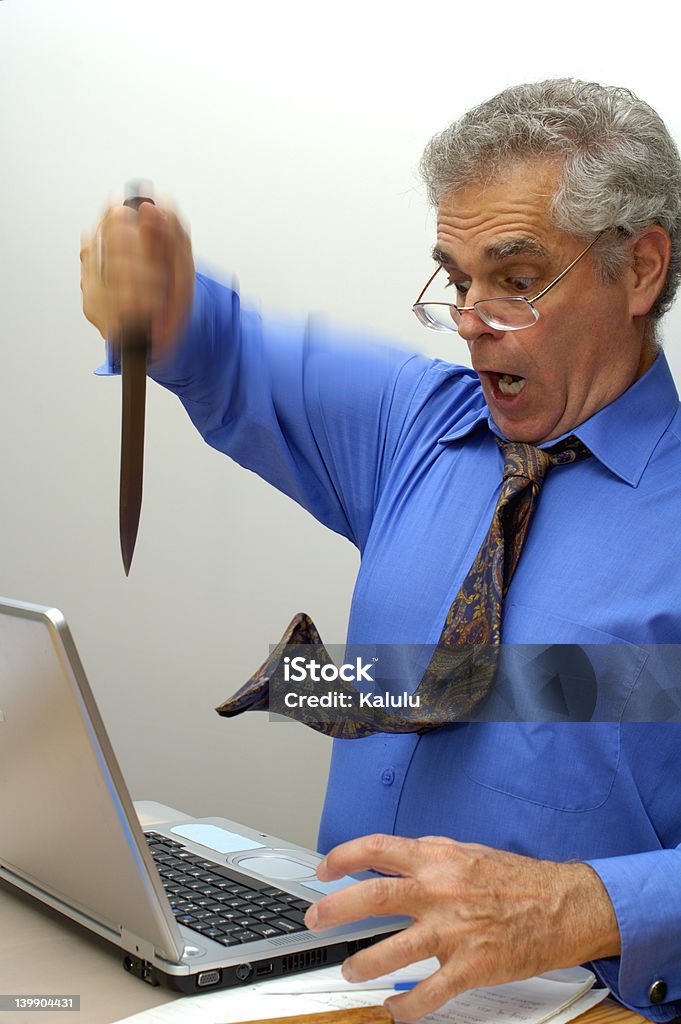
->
[81,79,681,1021]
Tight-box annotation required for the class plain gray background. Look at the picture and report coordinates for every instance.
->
[2,0,681,848]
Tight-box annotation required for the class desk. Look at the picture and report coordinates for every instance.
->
[0,879,648,1024]
[0,879,177,1023]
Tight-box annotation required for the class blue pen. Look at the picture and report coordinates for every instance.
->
[262,980,421,994]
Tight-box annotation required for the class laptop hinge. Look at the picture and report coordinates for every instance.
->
[120,929,159,963]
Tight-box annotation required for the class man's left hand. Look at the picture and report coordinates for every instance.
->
[304,834,620,1021]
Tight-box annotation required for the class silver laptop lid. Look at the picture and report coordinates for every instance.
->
[0,597,184,962]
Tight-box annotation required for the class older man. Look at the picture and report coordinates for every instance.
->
[81,80,681,1021]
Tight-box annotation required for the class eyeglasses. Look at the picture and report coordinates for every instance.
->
[412,232,604,333]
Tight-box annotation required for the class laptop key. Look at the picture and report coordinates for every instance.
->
[251,894,277,907]
[214,910,241,923]
[251,924,283,938]
[230,929,261,943]
[280,908,307,926]
[235,916,257,928]
[271,918,305,933]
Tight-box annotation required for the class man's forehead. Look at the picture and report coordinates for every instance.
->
[434,159,562,259]
[436,161,561,245]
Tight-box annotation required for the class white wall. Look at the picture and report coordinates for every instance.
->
[2,0,681,848]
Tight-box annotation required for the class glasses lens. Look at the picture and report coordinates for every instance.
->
[413,303,461,333]
[414,298,538,332]
[475,298,538,330]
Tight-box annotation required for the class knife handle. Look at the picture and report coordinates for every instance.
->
[104,181,155,370]
[123,178,155,214]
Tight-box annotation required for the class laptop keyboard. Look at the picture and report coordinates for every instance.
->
[146,832,312,946]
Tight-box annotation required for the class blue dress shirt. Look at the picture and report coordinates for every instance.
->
[104,272,681,1019]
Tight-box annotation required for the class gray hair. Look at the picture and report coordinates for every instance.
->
[419,79,681,323]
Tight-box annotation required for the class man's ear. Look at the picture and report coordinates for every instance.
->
[627,226,672,318]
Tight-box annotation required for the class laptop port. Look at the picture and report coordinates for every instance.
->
[235,963,253,982]
[197,970,221,988]
[255,963,274,977]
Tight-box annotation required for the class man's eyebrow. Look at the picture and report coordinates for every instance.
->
[431,238,549,266]
[431,246,458,267]
[485,238,549,261]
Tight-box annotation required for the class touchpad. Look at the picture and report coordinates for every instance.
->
[170,823,265,854]
[236,855,315,880]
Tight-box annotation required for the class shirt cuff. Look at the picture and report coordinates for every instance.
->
[586,849,681,1020]
[94,339,121,376]
[92,267,221,381]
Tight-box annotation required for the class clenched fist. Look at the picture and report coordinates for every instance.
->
[80,200,195,355]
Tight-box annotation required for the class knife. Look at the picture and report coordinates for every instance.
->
[118,180,155,576]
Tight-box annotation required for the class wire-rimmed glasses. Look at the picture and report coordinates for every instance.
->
[412,232,604,333]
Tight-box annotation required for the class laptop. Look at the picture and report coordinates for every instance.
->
[0,597,406,994]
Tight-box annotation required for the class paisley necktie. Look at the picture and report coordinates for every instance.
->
[217,435,591,736]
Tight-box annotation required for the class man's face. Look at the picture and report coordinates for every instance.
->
[435,161,654,444]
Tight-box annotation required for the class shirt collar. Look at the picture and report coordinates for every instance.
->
[438,353,679,487]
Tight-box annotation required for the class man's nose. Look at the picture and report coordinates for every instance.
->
[456,307,506,345]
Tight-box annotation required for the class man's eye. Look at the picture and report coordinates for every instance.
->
[509,278,536,293]
[446,280,470,296]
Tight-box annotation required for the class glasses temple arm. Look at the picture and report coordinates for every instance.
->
[529,231,605,303]
[414,264,444,305]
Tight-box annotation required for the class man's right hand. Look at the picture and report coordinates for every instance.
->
[80,200,195,356]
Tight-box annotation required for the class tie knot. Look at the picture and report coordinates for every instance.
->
[500,441,551,484]
[499,435,591,483]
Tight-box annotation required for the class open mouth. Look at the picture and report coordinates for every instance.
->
[495,372,527,396]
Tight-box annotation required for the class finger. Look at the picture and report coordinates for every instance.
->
[137,204,171,344]
[102,205,166,327]
[80,228,110,339]
[138,202,168,251]
[305,873,418,932]
[416,835,457,845]
[385,963,465,1023]
[318,833,437,882]
[340,924,435,984]
[152,209,194,349]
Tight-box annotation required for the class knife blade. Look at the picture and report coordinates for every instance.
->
[119,180,155,576]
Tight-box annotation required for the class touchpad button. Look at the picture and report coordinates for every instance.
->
[236,855,315,880]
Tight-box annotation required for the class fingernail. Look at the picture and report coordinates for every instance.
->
[342,962,355,982]
[305,905,318,930]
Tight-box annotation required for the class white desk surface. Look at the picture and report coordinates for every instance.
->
[0,878,179,1024]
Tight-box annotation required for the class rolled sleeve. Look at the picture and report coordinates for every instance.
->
[587,849,681,1020]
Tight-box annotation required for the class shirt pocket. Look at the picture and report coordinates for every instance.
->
[462,603,647,811]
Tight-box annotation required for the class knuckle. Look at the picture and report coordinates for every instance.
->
[400,874,422,906]
[369,875,395,909]
[366,832,391,858]
[409,970,459,1016]
[391,926,421,962]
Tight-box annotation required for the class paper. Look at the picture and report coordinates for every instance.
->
[113,962,608,1024]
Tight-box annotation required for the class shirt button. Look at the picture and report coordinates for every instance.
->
[649,980,667,1004]
[381,767,395,786]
